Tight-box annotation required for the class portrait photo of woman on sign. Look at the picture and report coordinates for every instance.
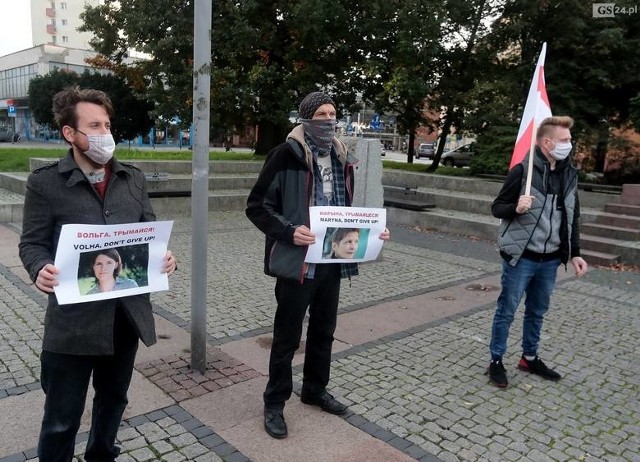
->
[78,245,148,295]
[322,227,368,260]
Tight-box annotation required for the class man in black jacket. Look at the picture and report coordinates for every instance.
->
[487,116,587,388]
[246,92,389,438]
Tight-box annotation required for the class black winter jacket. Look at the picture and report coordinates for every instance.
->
[246,125,358,281]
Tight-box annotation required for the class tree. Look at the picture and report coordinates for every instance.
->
[469,0,640,174]
[79,0,194,128]
[424,0,506,172]
[353,0,443,163]
[80,0,363,155]
[28,69,154,143]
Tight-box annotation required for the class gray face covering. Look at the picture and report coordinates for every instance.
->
[301,119,337,154]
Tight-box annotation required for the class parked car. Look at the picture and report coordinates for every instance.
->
[0,125,15,142]
[416,142,435,159]
[441,143,475,167]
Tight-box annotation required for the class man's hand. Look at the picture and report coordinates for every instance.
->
[162,250,177,276]
[292,225,316,246]
[516,195,534,214]
[36,264,59,293]
[379,227,391,241]
[571,256,588,277]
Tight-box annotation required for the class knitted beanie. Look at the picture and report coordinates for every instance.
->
[298,92,336,120]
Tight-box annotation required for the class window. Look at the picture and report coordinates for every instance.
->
[0,64,37,99]
[62,36,69,43]
[61,19,67,26]
[60,2,67,9]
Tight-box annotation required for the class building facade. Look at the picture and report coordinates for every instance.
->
[0,1,102,141]
[0,45,102,141]
[30,0,100,49]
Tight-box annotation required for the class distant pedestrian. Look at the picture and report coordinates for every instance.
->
[19,87,177,460]
[487,115,588,388]
[246,91,390,438]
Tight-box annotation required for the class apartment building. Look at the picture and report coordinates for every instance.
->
[0,1,101,141]
[30,0,100,49]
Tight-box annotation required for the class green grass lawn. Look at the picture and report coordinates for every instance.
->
[0,147,259,172]
[0,146,469,177]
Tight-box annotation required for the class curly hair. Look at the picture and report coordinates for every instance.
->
[52,86,114,131]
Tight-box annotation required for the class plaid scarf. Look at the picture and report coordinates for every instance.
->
[304,134,357,280]
[306,133,346,207]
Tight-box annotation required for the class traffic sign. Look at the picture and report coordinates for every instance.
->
[370,114,381,130]
[6,99,13,106]
[7,106,16,117]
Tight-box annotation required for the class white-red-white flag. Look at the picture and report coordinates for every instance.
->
[510,43,552,169]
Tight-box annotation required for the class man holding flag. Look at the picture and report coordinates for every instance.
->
[486,44,588,388]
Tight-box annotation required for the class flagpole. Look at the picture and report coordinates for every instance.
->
[524,91,540,196]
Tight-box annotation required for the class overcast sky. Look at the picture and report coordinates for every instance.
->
[0,1,33,57]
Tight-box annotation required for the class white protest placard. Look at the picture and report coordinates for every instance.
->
[53,221,173,305]
[305,206,386,263]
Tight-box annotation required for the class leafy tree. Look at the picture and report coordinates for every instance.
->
[80,0,362,155]
[355,0,443,163]
[79,0,194,127]
[28,69,154,143]
[424,0,507,172]
[470,0,640,174]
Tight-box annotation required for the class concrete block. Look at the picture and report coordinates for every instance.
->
[621,184,640,205]
[350,138,384,208]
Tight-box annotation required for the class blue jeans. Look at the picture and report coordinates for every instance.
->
[38,308,139,462]
[490,257,560,361]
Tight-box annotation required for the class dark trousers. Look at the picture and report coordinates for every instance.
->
[264,264,341,409]
[38,308,139,462]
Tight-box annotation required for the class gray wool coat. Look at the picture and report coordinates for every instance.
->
[19,150,157,355]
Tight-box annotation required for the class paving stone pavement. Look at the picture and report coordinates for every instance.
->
[20,405,242,462]
[1,211,639,461]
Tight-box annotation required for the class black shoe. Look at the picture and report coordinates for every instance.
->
[518,356,562,381]
[264,408,287,438]
[486,359,508,388]
[301,391,348,415]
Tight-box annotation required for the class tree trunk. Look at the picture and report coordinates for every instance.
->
[427,109,454,172]
[594,123,609,173]
[255,119,290,156]
[407,131,416,163]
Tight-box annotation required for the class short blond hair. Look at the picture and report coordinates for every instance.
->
[537,116,574,140]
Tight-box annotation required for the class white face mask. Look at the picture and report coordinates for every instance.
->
[549,140,572,161]
[77,131,116,165]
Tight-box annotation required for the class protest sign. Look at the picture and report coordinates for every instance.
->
[53,221,173,305]
[305,206,386,263]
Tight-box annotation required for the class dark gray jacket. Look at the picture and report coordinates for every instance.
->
[492,147,581,267]
[19,151,157,355]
